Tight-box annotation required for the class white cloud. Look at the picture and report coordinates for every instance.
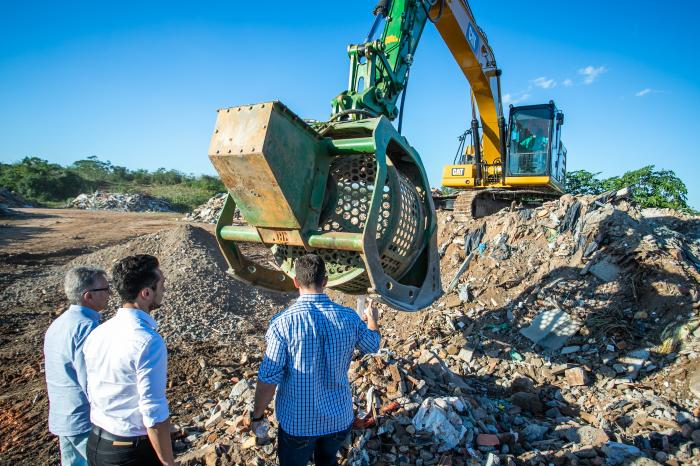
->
[563,78,573,87]
[502,93,530,105]
[635,88,653,97]
[533,77,556,89]
[578,65,607,84]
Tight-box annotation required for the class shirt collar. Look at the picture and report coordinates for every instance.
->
[116,307,158,330]
[297,293,330,303]
[68,304,101,322]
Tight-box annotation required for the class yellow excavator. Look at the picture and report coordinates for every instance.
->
[207,0,566,311]
[433,1,566,218]
[438,95,566,218]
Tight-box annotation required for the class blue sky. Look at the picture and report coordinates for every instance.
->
[1,1,698,209]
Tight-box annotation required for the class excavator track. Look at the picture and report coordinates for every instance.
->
[450,189,561,220]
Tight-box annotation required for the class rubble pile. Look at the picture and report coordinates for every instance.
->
[69,191,173,212]
[186,193,238,224]
[186,192,225,223]
[69,225,292,341]
[0,224,292,341]
[173,191,700,465]
[0,187,32,208]
[0,187,32,216]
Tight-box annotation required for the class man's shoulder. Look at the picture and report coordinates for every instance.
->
[271,298,358,325]
[324,299,357,314]
[45,308,96,339]
[85,315,162,348]
[318,298,361,322]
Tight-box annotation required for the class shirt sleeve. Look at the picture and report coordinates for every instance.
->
[135,336,170,428]
[72,320,98,395]
[258,323,287,385]
[356,319,380,355]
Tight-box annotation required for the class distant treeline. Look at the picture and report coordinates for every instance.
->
[1,157,695,214]
[0,156,225,211]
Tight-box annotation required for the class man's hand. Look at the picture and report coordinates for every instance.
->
[362,299,380,331]
[146,418,177,466]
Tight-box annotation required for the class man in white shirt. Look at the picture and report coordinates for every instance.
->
[44,266,109,466]
[83,254,176,466]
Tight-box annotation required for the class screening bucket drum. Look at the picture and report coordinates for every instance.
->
[208,101,441,311]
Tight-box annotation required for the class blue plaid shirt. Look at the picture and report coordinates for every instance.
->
[258,293,380,436]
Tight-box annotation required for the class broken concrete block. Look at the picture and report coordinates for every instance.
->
[601,441,641,465]
[229,379,254,401]
[204,411,222,428]
[519,309,582,350]
[617,349,650,381]
[457,348,474,363]
[565,367,587,386]
[561,426,609,446]
[521,423,549,442]
[589,258,621,282]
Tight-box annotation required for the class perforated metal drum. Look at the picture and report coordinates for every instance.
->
[273,153,426,293]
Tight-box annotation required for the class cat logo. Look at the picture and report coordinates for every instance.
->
[451,168,465,177]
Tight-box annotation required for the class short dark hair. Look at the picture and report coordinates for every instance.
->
[294,254,326,288]
[112,254,160,302]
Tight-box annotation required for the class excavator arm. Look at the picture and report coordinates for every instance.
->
[332,0,505,165]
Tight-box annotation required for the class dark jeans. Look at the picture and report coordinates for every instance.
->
[87,427,161,466]
[278,426,351,466]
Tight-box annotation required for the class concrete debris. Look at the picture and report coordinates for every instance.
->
[588,258,622,282]
[561,425,609,446]
[185,192,241,224]
[601,441,642,465]
[519,309,582,351]
[69,191,173,212]
[118,192,700,465]
[0,187,32,216]
[0,187,32,208]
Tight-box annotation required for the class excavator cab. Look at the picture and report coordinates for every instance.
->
[506,102,565,192]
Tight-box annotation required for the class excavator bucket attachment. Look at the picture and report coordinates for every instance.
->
[209,101,441,311]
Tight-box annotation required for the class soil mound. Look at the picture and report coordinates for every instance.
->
[69,224,293,340]
[0,224,293,341]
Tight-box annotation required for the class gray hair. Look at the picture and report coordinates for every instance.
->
[64,266,107,305]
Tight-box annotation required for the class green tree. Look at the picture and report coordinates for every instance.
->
[0,157,87,202]
[70,155,113,181]
[565,170,605,195]
[565,165,694,212]
[601,166,690,210]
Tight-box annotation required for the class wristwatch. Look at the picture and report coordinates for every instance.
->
[249,410,264,422]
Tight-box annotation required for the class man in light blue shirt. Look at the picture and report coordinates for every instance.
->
[252,254,381,466]
[44,266,110,466]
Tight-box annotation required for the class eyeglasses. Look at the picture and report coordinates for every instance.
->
[83,287,111,294]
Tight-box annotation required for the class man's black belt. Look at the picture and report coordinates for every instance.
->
[92,426,148,442]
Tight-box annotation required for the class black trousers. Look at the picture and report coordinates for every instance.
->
[278,426,351,466]
[87,427,161,466]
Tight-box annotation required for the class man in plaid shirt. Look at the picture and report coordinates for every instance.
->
[250,254,380,466]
